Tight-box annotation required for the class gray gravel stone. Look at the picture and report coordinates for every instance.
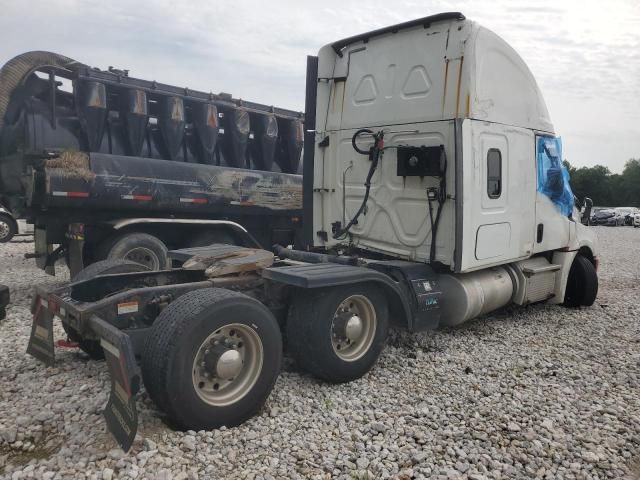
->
[1,427,17,443]
[507,422,521,432]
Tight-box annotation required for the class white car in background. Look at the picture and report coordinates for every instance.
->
[0,205,33,242]
[634,211,640,228]
[616,207,638,226]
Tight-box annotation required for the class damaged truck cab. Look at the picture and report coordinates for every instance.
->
[27,12,598,451]
[308,12,597,315]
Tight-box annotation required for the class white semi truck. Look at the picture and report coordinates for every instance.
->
[26,12,598,451]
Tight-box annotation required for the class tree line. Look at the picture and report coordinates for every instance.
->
[564,158,640,208]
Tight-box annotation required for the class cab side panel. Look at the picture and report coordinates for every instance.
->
[460,119,536,272]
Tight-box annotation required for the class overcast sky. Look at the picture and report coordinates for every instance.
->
[1,0,638,172]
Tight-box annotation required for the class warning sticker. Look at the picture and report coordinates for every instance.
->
[117,301,139,315]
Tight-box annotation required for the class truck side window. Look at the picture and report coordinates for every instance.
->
[487,148,502,199]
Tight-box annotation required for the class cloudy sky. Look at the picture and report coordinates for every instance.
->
[1,0,639,172]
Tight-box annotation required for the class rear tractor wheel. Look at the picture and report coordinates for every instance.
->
[141,288,282,430]
[287,283,389,383]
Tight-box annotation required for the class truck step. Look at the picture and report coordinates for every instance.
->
[522,263,561,276]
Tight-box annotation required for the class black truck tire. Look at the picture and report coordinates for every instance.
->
[64,259,149,359]
[98,232,169,271]
[564,255,598,307]
[141,288,282,430]
[287,283,389,383]
[0,213,17,243]
[188,228,237,247]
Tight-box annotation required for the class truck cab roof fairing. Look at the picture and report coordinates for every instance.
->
[330,12,466,56]
[319,13,554,134]
[467,25,554,134]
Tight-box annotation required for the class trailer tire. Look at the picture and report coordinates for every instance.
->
[188,229,237,247]
[99,233,169,271]
[141,288,282,430]
[0,213,17,243]
[564,255,598,307]
[64,259,149,359]
[287,283,389,383]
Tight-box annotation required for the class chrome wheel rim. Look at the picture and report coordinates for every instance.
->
[0,221,10,240]
[124,247,159,270]
[192,323,263,407]
[330,295,376,362]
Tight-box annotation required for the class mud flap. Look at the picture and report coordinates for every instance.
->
[88,315,141,452]
[26,297,55,366]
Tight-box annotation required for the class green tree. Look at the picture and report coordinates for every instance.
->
[619,159,640,207]
[563,159,640,207]
[568,164,614,206]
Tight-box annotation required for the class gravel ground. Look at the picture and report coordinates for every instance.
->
[1,227,639,480]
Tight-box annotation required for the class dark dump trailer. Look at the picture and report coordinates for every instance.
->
[0,51,304,276]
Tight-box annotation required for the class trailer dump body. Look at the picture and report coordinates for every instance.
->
[0,51,304,217]
[43,152,302,213]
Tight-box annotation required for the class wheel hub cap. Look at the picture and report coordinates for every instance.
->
[0,222,9,239]
[344,314,363,341]
[216,349,242,380]
[124,247,159,270]
[330,295,377,362]
[192,323,264,407]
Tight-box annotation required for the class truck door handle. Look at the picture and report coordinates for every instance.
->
[537,223,544,243]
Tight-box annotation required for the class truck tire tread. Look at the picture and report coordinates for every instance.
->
[564,255,598,307]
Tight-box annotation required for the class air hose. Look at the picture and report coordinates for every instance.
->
[333,129,384,239]
[428,152,447,265]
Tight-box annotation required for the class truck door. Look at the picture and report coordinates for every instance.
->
[532,135,573,253]
[459,120,536,272]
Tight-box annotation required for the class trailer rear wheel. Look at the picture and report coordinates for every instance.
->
[0,213,17,243]
[564,255,598,307]
[99,232,169,270]
[141,288,282,430]
[188,229,237,247]
[287,284,389,383]
[64,259,149,359]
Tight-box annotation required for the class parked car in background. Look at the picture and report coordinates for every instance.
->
[590,207,607,223]
[615,207,638,226]
[0,205,33,242]
[592,208,625,226]
[634,211,640,228]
